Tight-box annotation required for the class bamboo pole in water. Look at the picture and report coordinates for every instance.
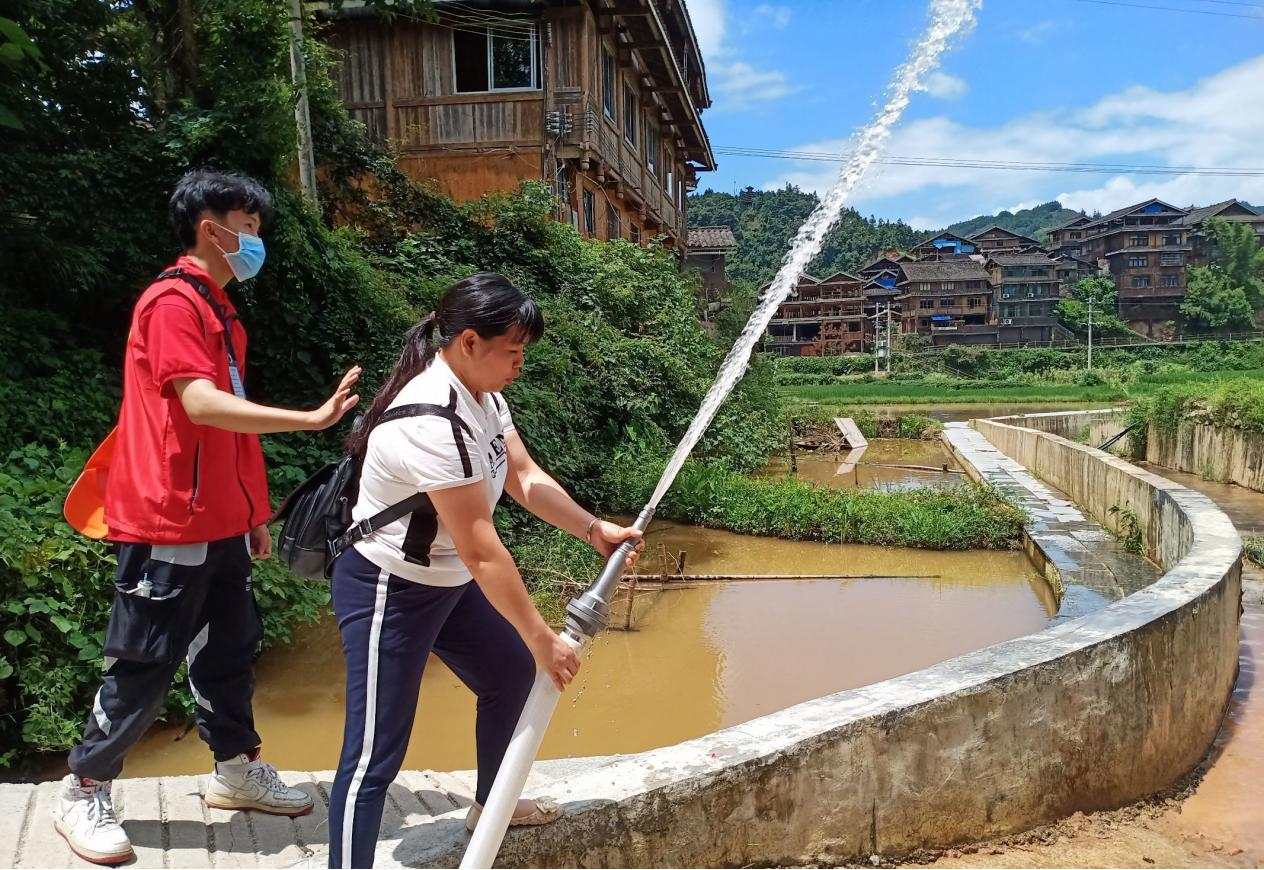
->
[860,462,965,474]
[641,572,940,583]
[622,573,638,630]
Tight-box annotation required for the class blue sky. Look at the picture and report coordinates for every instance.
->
[688,0,1264,228]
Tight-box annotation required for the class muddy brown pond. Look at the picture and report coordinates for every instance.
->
[121,523,1051,778]
[760,438,964,491]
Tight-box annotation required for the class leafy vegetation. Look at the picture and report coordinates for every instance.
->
[686,189,1092,290]
[1181,266,1256,332]
[686,186,924,288]
[1243,534,1264,568]
[1129,377,1264,435]
[0,0,786,766]
[1057,276,1133,338]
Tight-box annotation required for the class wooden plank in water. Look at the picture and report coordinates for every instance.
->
[834,417,868,449]
[835,445,867,475]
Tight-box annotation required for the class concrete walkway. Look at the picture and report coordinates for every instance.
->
[943,422,1161,621]
[0,757,615,869]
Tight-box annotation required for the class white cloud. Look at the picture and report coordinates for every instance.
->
[709,60,797,110]
[688,0,725,61]
[1018,20,1057,44]
[760,54,1264,227]
[906,215,946,231]
[1006,199,1044,213]
[689,0,794,112]
[919,71,967,100]
[749,4,792,30]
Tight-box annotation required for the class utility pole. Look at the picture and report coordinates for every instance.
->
[288,0,319,208]
[886,301,893,375]
[869,301,896,374]
[872,302,883,373]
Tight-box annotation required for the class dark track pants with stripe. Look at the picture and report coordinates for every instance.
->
[69,536,262,781]
[327,547,535,869]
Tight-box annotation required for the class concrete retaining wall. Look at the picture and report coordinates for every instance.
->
[1014,406,1264,493]
[1004,407,1134,456]
[1147,419,1264,493]
[408,412,1243,868]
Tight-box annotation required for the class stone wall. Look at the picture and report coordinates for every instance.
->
[1146,419,1264,493]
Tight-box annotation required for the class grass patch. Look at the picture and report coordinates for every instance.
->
[1244,534,1264,568]
[790,405,943,443]
[1130,375,1264,434]
[780,380,1129,406]
[779,365,1263,412]
[1108,504,1144,555]
[609,460,1026,552]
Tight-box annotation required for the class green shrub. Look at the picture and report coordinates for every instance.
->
[602,458,1025,551]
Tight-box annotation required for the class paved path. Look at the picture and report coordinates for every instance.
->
[0,757,615,869]
[943,422,1161,622]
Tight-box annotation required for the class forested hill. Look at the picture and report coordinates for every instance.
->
[944,200,1087,241]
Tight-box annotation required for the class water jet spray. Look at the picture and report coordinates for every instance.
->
[461,2,981,865]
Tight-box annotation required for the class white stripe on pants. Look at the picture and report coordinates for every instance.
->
[340,568,391,869]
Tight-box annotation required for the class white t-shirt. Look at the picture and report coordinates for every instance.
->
[352,355,513,586]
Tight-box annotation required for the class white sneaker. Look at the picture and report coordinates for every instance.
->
[52,775,133,865]
[204,753,313,816]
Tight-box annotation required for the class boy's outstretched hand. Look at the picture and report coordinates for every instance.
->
[307,366,362,430]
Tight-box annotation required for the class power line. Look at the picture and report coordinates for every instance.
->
[711,147,1264,177]
[443,0,535,20]
[714,146,1264,174]
[392,8,540,42]
[1064,0,1264,19]
[1183,0,1264,8]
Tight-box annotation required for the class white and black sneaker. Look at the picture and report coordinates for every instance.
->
[52,775,133,865]
[204,752,313,816]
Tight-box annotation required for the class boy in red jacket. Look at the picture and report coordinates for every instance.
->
[55,169,361,865]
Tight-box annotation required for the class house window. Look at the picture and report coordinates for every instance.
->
[920,282,934,292]
[602,47,616,120]
[645,121,659,178]
[630,224,641,244]
[1130,234,1149,247]
[919,299,934,309]
[1132,275,1151,288]
[1128,255,1148,267]
[665,150,674,206]
[1069,231,1082,239]
[606,202,621,240]
[941,282,955,291]
[583,189,595,236]
[938,298,954,307]
[623,84,637,146]
[1163,233,1182,246]
[1160,274,1180,288]
[1160,253,1183,267]
[453,25,540,93]
[968,297,981,308]
[556,168,571,207]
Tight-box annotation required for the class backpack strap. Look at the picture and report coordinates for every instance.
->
[156,268,247,399]
[329,400,476,559]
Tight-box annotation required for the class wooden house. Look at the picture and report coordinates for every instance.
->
[968,225,1042,255]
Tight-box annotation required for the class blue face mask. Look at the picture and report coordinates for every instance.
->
[212,222,266,282]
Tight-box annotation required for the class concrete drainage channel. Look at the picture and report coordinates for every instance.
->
[370,409,1242,869]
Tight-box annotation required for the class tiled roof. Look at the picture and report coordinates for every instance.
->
[688,225,737,250]
[1083,198,1187,229]
[1179,200,1263,226]
[968,225,1040,243]
[898,260,990,281]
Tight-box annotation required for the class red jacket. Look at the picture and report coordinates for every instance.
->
[104,256,270,544]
